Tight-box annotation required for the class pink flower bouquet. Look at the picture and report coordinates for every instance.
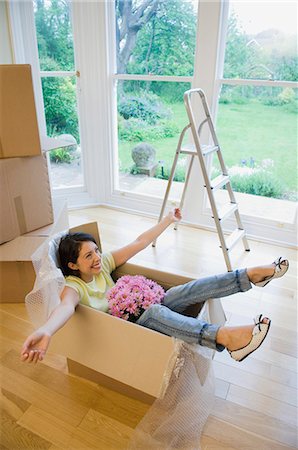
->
[107,275,165,322]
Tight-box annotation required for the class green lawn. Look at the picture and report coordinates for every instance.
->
[118,100,297,192]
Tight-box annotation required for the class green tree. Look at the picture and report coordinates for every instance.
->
[34,0,74,70]
[34,0,78,141]
[127,0,196,77]
[224,11,260,79]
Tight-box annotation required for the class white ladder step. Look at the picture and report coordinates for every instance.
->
[180,143,218,156]
[222,228,245,251]
[209,174,230,191]
[214,202,238,221]
[202,144,219,156]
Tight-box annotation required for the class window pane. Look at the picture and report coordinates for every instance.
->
[213,84,297,204]
[41,76,83,189]
[115,0,198,76]
[224,2,297,81]
[117,80,191,199]
[34,0,75,71]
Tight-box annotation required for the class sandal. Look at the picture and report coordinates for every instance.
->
[253,256,289,287]
[228,314,271,362]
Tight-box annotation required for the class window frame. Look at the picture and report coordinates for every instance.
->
[7,0,297,246]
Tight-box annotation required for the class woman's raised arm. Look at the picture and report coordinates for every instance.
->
[111,208,182,268]
[20,286,80,364]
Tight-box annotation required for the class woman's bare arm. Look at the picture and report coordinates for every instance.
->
[20,286,80,363]
[111,208,181,267]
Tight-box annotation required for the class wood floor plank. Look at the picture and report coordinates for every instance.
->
[0,409,51,450]
[67,427,126,450]
[17,405,76,448]
[1,349,149,428]
[214,378,230,400]
[227,384,297,427]
[1,388,31,421]
[0,309,34,336]
[78,408,133,447]
[211,397,297,448]
[0,364,88,427]
[201,435,238,449]
[203,415,294,450]
[213,360,297,407]
[215,349,297,389]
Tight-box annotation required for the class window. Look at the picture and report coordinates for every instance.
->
[114,0,198,200]
[8,0,296,245]
[212,1,297,223]
[33,0,84,190]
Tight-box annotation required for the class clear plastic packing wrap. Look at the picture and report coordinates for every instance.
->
[127,321,215,450]
[25,231,67,328]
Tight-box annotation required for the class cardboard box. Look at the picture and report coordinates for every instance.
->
[47,222,226,402]
[0,200,68,302]
[0,64,74,159]
[0,64,41,158]
[0,154,54,244]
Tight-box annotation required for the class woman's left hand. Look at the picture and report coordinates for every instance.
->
[167,208,182,223]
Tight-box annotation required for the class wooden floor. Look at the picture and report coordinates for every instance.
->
[1,206,297,449]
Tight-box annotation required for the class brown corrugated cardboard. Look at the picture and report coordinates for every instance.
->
[51,259,225,399]
[47,222,225,400]
[0,154,54,244]
[0,64,73,159]
[0,200,68,302]
[0,64,41,158]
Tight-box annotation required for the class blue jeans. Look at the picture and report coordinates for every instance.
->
[136,269,252,351]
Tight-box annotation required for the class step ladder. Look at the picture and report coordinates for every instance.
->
[153,88,250,271]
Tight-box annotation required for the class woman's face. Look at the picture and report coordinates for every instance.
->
[68,241,101,282]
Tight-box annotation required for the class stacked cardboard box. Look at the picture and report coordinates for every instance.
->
[0,64,71,244]
[0,64,69,300]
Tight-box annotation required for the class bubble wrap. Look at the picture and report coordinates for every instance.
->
[25,231,67,327]
[128,312,215,450]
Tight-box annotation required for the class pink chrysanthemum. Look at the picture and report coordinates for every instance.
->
[107,275,165,322]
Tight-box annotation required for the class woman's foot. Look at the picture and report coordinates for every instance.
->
[216,315,271,362]
[247,257,289,287]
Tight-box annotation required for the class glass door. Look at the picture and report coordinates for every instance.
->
[33,0,84,191]
[113,0,198,202]
[213,1,297,225]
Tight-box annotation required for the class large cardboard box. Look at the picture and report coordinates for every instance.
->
[0,154,54,244]
[0,200,68,302]
[0,64,41,158]
[47,222,226,402]
[0,64,74,158]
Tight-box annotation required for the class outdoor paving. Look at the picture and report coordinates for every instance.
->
[50,162,297,224]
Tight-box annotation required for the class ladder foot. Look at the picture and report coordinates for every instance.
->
[245,249,251,252]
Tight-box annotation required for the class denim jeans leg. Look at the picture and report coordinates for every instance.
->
[163,268,252,313]
[136,304,225,351]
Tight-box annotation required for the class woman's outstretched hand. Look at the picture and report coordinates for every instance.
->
[20,330,51,364]
[167,208,182,223]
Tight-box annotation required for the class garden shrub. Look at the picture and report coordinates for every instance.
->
[50,148,73,164]
[212,163,288,199]
[118,116,178,142]
[230,170,285,198]
[154,160,186,183]
[118,91,170,125]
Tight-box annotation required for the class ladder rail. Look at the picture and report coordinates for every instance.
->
[152,124,190,247]
[174,154,195,231]
[155,88,250,270]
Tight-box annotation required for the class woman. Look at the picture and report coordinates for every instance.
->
[21,209,289,364]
